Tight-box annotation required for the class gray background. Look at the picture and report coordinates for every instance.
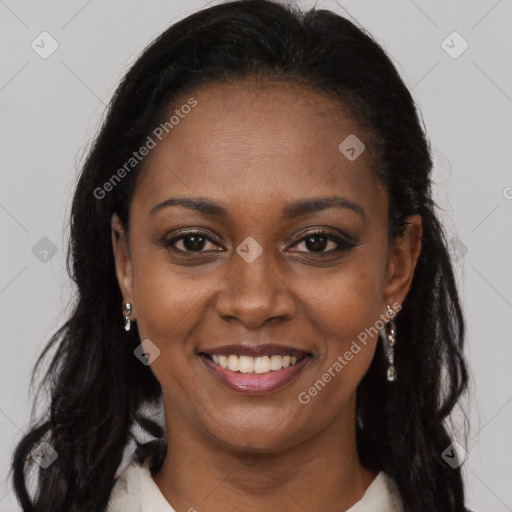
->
[1,0,511,510]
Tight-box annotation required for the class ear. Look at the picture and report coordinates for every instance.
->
[111,213,134,314]
[382,214,422,309]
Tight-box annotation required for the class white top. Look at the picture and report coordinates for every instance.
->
[106,459,404,512]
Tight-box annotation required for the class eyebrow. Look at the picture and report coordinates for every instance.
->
[149,195,366,220]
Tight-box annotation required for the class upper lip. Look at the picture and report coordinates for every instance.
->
[199,343,311,358]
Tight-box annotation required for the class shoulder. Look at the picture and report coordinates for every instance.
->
[347,471,405,512]
[106,459,145,512]
[106,457,176,512]
[379,472,405,512]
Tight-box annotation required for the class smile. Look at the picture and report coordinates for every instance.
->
[207,353,301,373]
[199,350,312,394]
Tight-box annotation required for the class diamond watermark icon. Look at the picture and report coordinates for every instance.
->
[441,31,469,59]
[236,236,263,263]
[30,441,58,469]
[32,237,58,263]
[338,134,365,161]
[31,31,59,59]
[441,441,468,468]
[447,236,468,263]
[134,339,161,366]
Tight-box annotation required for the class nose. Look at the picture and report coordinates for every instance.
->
[215,244,296,329]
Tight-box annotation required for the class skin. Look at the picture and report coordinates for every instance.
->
[111,80,422,512]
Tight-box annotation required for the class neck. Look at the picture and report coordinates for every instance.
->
[153,394,377,512]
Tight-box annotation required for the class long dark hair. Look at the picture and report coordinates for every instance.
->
[11,1,470,510]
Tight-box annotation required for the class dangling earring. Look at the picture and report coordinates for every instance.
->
[123,302,133,332]
[383,304,397,381]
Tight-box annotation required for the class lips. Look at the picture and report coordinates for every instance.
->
[198,343,313,394]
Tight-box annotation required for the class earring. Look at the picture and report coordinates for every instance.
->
[123,302,133,332]
[383,304,397,382]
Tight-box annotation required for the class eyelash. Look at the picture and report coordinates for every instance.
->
[163,229,356,256]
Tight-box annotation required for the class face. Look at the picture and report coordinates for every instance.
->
[112,80,421,453]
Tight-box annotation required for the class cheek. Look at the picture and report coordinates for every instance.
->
[129,257,212,398]
[130,252,215,343]
[314,290,380,384]
[305,260,385,344]
[296,274,382,422]
[297,253,386,393]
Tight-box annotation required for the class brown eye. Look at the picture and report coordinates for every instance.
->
[290,230,356,254]
[164,231,220,253]
[301,234,334,252]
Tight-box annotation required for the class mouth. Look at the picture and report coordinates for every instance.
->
[198,344,313,394]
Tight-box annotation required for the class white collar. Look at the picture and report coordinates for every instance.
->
[107,459,404,512]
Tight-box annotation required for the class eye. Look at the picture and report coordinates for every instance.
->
[164,231,221,253]
[289,230,356,254]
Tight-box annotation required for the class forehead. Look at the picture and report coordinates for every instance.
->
[131,80,385,223]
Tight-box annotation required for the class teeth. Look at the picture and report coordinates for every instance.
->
[239,355,254,373]
[228,355,239,372]
[208,354,300,373]
[254,356,270,374]
[270,356,283,371]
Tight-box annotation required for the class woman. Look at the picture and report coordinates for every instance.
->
[12,1,471,511]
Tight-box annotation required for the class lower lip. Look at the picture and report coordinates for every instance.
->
[200,355,312,394]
